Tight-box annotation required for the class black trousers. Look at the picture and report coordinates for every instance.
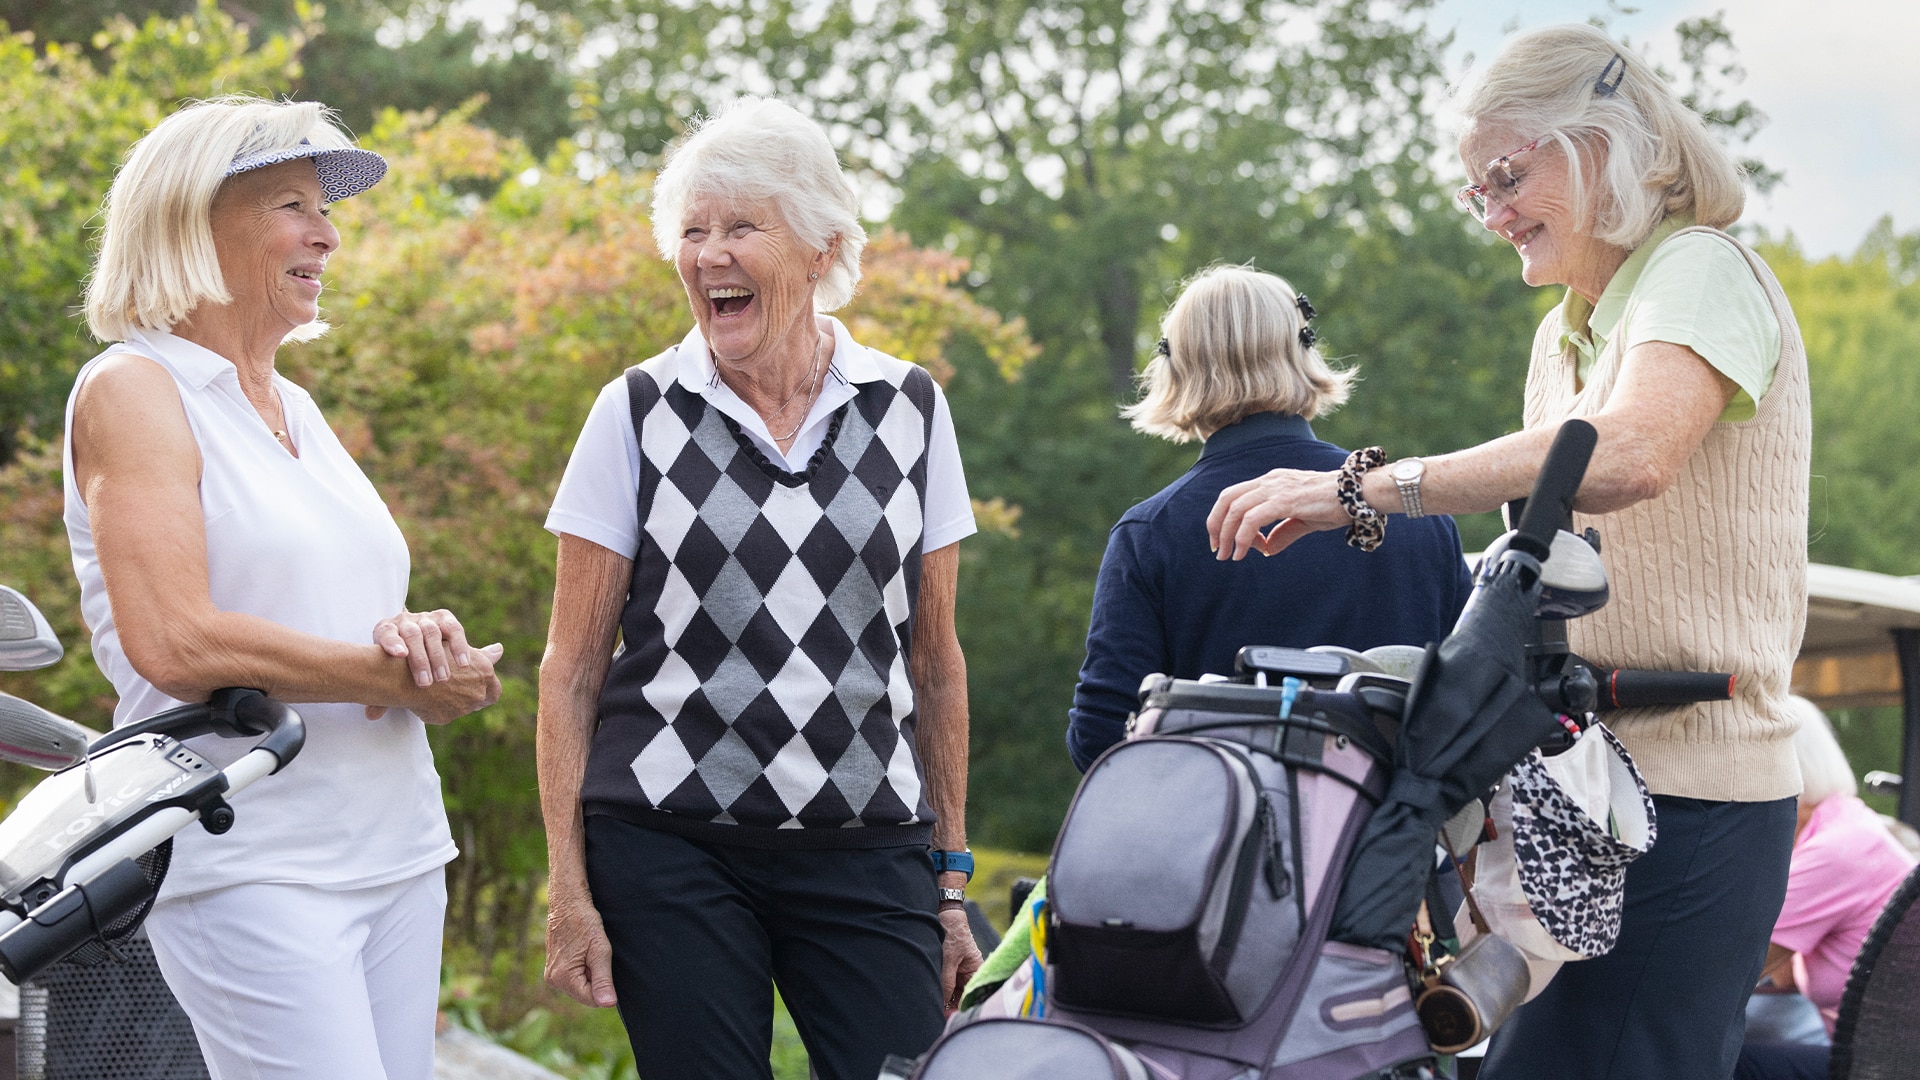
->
[585,815,947,1080]
[1480,795,1797,1080]
[1734,1042,1830,1080]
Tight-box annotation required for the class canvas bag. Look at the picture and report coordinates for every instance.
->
[1470,723,1656,997]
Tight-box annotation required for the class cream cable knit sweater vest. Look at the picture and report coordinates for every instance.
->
[1522,226,1809,801]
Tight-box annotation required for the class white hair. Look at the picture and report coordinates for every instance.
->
[650,96,867,311]
[1788,695,1858,806]
[1455,24,1746,249]
[84,95,359,343]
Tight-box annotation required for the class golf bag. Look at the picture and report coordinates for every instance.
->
[901,648,1435,1080]
[900,421,1651,1080]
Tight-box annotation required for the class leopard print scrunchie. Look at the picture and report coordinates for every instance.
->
[1336,446,1387,552]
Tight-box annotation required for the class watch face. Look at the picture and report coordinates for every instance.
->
[1393,459,1423,481]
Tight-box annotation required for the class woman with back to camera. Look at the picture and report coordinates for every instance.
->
[536,95,979,1080]
[66,96,502,1079]
[1207,25,1810,1080]
[1067,264,1472,772]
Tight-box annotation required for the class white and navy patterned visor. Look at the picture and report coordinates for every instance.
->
[224,138,387,203]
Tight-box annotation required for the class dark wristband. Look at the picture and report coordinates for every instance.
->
[930,848,974,879]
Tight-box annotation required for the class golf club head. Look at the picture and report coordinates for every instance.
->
[1359,643,1428,680]
[0,692,94,770]
[1308,644,1381,674]
[1477,530,1609,619]
[0,587,62,672]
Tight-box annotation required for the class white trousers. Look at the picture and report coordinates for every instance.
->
[144,868,447,1080]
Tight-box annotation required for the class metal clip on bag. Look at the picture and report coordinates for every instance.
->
[1414,931,1531,1054]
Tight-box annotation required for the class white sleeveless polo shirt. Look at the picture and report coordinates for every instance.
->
[62,329,455,898]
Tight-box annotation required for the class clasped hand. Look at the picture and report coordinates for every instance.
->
[368,608,503,723]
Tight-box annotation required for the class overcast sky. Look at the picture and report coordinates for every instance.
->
[1422,0,1920,260]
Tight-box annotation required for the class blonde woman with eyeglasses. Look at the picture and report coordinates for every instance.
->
[1206,25,1809,1080]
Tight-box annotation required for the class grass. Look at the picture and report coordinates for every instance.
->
[967,846,1050,933]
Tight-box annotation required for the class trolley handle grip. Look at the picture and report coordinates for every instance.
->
[1511,420,1598,562]
[1598,669,1735,711]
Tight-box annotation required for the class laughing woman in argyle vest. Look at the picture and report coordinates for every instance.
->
[586,351,940,836]
[537,95,980,1080]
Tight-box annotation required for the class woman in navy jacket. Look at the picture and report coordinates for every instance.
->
[1068,265,1472,770]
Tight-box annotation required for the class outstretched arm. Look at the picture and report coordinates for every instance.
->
[1207,340,1737,559]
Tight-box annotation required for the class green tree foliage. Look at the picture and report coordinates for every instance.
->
[0,0,576,176]
[1668,14,1782,196]
[1766,222,1920,575]
[1752,222,1920,804]
[0,3,300,465]
[504,0,1459,396]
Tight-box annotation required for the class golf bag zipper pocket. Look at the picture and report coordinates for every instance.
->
[1048,736,1303,1026]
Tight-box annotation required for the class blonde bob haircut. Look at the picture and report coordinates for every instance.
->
[1456,23,1746,250]
[1122,265,1355,444]
[651,96,868,312]
[1788,694,1858,806]
[84,95,363,344]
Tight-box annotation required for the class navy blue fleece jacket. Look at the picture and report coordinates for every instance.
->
[1067,412,1474,771]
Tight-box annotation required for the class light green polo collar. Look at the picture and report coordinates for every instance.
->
[1557,213,1695,368]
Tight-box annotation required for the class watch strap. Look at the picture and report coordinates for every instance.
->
[930,849,974,879]
[938,887,967,905]
[1394,460,1427,519]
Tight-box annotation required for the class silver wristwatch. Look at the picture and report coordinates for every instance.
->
[1390,457,1427,519]
[938,887,967,905]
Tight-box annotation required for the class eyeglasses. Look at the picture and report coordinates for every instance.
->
[1456,136,1546,222]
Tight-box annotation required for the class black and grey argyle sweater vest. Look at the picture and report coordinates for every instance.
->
[582,348,940,849]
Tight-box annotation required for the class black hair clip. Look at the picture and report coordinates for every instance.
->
[1594,53,1625,98]
[1154,337,1171,359]
[1294,293,1318,348]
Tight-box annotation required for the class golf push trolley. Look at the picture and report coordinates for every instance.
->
[0,585,304,985]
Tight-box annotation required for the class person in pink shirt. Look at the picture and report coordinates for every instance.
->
[1737,696,1919,1080]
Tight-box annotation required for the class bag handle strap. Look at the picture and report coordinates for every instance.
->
[1440,828,1492,937]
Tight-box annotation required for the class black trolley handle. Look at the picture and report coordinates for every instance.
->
[1598,669,1736,712]
[91,687,305,774]
[1511,419,1598,563]
[0,692,305,983]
